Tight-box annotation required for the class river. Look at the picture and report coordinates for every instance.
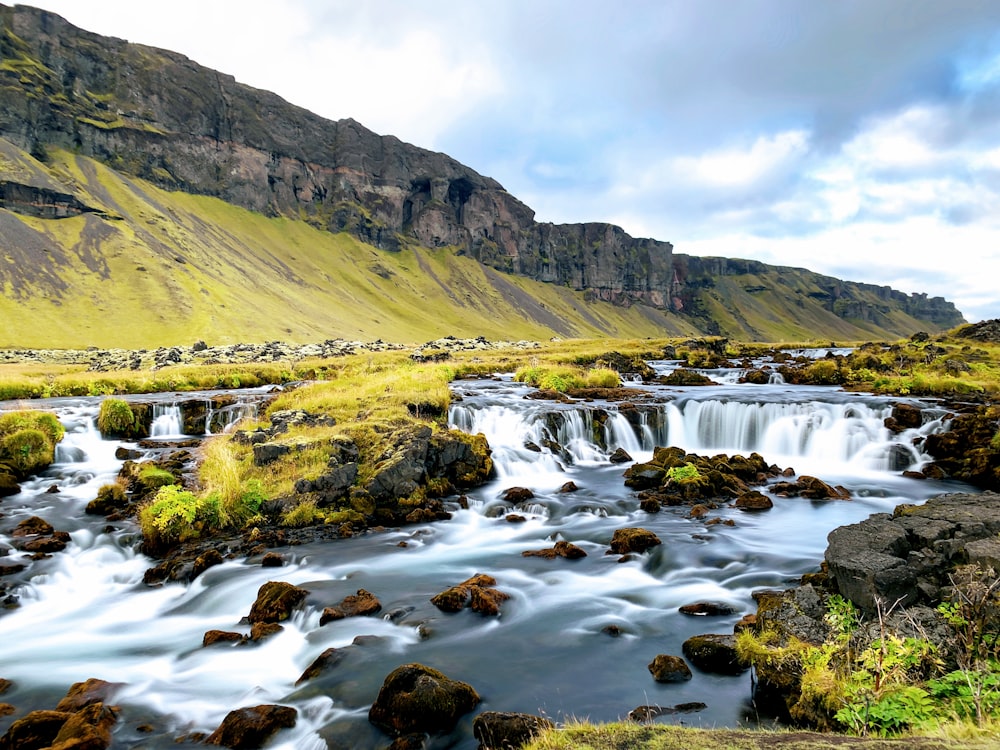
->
[0,367,976,748]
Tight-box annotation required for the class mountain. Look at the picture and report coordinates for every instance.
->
[0,4,964,348]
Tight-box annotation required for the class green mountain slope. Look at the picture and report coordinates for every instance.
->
[0,141,707,348]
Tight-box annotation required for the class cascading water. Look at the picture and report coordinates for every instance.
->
[0,378,977,749]
[150,403,184,438]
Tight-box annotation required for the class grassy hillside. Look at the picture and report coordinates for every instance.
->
[0,140,707,348]
[0,138,956,348]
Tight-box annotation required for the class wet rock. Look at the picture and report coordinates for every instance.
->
[0,473,20,497]
[192,548,224,579]
[249,622,283,642]
[205,704,297,749]
[55,679,121,712]
[501,486,534,503]
[431,573,510,616]
[295,647,345,685]
[85,484,127,516]
[770,476,850,500]
[204,630,244,647]
[247,581,309,624]
[368,663,479,737]
[608,447,633,464]
[647,654,692,682]
[50,702,119,749]
[505,514,527,523]
[0,709,71,750]
[609,527,661,555]
[682,633,747,675]
[522,540,587,559]
[11,516,53,537]
[0,563,25,577]
[679,602,738,617]
[885,403,923,433]
[558,481,579,493]
[473,711,554,749]
[628,702,707,722]
[260,552,284,567]
[320,588,382,624]
[734,490,773,510]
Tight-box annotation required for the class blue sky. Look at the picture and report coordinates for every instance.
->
[23,0,1000,322]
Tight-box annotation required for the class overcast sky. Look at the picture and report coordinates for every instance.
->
[21,0,1000,322]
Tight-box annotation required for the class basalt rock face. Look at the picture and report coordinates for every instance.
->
[0,4,965,334]
[0,4,674,308]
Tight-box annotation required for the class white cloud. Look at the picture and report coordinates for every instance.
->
[673,130,810,188]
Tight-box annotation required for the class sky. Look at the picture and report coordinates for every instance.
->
[19,0,1000,322]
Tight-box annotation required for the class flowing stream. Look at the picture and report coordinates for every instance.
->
[0,374,977,748]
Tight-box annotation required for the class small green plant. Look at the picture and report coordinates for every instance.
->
[666,462,700,481]
[97,398,137,437]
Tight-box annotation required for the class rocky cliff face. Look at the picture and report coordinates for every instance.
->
[0,4,963,332]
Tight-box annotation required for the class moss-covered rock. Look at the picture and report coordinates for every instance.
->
[368,663,479,737]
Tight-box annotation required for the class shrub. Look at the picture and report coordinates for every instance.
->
[0,428,53,477]
[97,398,137,437]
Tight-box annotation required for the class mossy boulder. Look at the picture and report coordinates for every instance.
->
[205,704,297,748]
[319,588,382,624]
[682,633,747,675]
[609,527,661,555]
[247,581,308,624]
[473,711,555,750]
[96,398,146,439]
[368,663,480,737]
[431,573,509,616]
[0,411,64,480]
[647,654,692,682]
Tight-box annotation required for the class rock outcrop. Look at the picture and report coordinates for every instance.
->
[0,4,964,337]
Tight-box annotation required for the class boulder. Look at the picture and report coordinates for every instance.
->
[319,588,382,624]
[609,527,661,555]
[295,647,345,685]
[0,473,20,498]
[205,704,297,749]
[247,581,308,624]
[522,540,587,560]
[647,654,692,683]
[734,490,773,510]
[501,486,535,503]
[204,630,245,647]
[368,663,479,737]
[49,702,119,750]
[682,633,747,675]
[678,602,738,617]
[0,710,71,750]
[249,622,283,642]
[431,574,509,616]
[55,679,120,712]
[473,711,554,749]
[608,447,633,464]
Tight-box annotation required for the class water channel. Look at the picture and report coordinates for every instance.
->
[0,367,977,748]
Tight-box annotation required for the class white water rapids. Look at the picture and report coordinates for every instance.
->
[0,377,975,748]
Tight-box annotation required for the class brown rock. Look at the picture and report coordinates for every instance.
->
[55,679,121,713]
[203,630,245,647]
[609,527,661,555]
[501,487,534,503]
[734,490,773,511]
[249,622,283,642]
[11,516,54,537]
[295,647,345,685]
[558,481,579,493]
[368,663,479,736]
[608,447,633,464]
[522,540,588,560]
[0,709,71,750]
[50,702,119,750]
[247,581,308,624]
[431,574,508,616]
[206,704,297,749]
[682,633,747,675]
[260,553,284,568]
[679,602,738,617]
[320,588,382,625]
[647,654,692,683]
[473,711,554,749]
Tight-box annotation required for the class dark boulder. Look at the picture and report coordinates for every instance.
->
[609,527,661,554]
[522,540,587,559]
[608,447,633,464]
[501,486,535,503]
[682,633,747,675]
[0,710,70,750]
[368,663,479,737]
[205,704,297,749]
[734,490,773,510]
[295,647,345,685]
[431,574,510,616]
[647,654,692,682]
[679,602,738,617]
[473,711,554,749]
[320,588,382,624]
[203,630,244,647]
[247,581,308,624]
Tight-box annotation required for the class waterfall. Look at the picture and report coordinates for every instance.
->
[450,387,944,477]
[150,404,184,437]
[205,400,259,435]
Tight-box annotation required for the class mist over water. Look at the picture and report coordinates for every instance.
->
[0,374,975,748]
